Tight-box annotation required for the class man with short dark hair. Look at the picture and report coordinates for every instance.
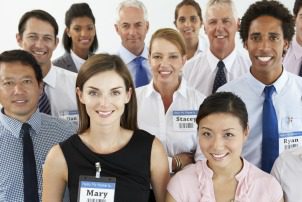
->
[0,49,75,201]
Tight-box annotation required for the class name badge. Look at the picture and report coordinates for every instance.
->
[78,175,116,202]
[59,110,79,124]
[172,110,198,131]
[279,131,302,153]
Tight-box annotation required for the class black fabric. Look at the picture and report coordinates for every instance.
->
[22,123,39,202]
[60,129,154,202]
[212,60,227,93]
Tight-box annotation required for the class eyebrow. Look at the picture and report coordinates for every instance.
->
[86,86,124,91]
[200,126,235,132]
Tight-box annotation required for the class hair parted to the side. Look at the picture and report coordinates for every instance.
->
[174,0,203,24]
[0,49,43,83]
[116,0,148,22]
[240,0,295,44]
[196,92,248,130]
[76,53,138,134]
[293,0,302,16]
[63,3,98,53]
[149,28,187,56]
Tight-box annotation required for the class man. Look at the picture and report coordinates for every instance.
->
[115,0,151,88]
[283,0,302,76]
[218,0,302,172]
[0,49,76,201]
[183,0,250,96]
[16,10,78,123]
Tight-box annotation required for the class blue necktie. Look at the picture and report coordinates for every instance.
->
[261,85,279,173]
[39,84,51,115]
[22,123,39,202]
[299,61,302,77]
[212,61,227,93]
[134,56,149,87]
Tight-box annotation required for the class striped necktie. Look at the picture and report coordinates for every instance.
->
[212,60,227,93]
[39,84,51,115]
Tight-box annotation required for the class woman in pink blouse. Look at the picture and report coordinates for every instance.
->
[166,92,283,202]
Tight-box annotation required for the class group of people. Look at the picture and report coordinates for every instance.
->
[0,0,302,202]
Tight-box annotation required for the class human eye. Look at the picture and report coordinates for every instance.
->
[201,131,211,137]
[27,34,38,41]
[88,90,98,96]
[22,79,33,85]
[121,23,129,30]
[170,54,180,59]
[152,54,161,59]
[2,80,14,87]
[190,16,198,23]
[111,90,121,96]
[224,132,234,138]
[269,34,280,41]
[178,17,186,23]
[88,25,95,31]
[250,34,261,42]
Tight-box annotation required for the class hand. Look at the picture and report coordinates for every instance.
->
[172,152,194,172]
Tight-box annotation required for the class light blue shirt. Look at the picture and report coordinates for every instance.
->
[0,110,76,201]
[116,44,151,85]
[283,36,302,75]
[218,70,302,168]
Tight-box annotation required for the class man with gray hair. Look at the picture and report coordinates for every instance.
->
[115,0,151,88]
[183,0,250,96]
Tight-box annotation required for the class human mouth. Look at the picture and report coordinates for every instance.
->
[210,153,228,160]
[216,35,226,39]
[159,70,172,76]
[32,51,46,56]
[97,110,113,118]
[257,56,272,62]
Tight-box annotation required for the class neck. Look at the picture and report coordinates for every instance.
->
[72,48,90,60]
[251,66,283,85]
[41,61,51,77]
[296,35,302,46]
[210,158,243,180]
[124,44,144,56]
[211,45,234,60]
[185,39,199,60]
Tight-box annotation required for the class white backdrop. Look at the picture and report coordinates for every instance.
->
[0,0,295,59]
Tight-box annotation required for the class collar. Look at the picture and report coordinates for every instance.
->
[292,37,302,60]
[0,109,42,138]
[43,64,57,88]
[144,78,188,98]
[118,44,149,64]
[206,48,237,73]
[246,68,288,96]
[70,49,86,70]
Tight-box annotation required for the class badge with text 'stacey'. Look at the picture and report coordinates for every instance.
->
[172,110,198,131]
[59,110,79,125]
[77,175,116,202]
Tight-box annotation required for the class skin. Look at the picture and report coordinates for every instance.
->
[0,62,42,123]
[245,16,289,85]
[16,17,58,77]
[295,7,302,45]
[67,16,96,59]
[42,70,169,202]
[175,5,202,59]
[115,6,149,56]
[204,3,239,60]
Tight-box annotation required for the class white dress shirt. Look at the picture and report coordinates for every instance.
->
[43,65,78,123]
[271,147,302,202]
[70,49,86,72]
[136,79,206,171]
[183,48,251,96]
[116,44,152,85]
[218,70,302,167]
[283,36,302,75]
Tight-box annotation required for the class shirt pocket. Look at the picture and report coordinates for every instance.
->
[281,117,302,132]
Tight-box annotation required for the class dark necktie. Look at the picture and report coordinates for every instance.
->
[299,61,302,77]
[261,85,279,173]
[39,84,51,115]
[22,123,39,202]
[134,56,149,87]
[212,61,227,93]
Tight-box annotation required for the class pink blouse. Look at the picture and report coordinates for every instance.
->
[167,159,283,202]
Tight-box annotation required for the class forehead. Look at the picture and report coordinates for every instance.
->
[178,5,199,15]
[23,17,55,36]
[70,16,94,26]
[151,38,181,53]
[206,3,234,20]
[0,62,36,79]
[84,70,126,89]
[249,15,283,34]
[118,6,145,23]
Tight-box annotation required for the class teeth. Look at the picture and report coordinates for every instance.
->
[160,71,171,75]
[98,111,112,116]
[216,35,225,39]
[258,56,271,62]
[15,100,26,103]
[212,153,226,158]
[33,51,45,55]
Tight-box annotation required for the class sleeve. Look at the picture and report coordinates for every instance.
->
[270,157,282,184]
[167,173,184,202]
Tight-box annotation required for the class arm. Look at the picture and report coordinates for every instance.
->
[150,138,170,202]
[166,192,177,202]
[42,144,68,202]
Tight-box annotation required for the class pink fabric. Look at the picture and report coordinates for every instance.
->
[167,159,283,202]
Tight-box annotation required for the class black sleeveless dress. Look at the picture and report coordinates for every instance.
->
[60,129,155,202]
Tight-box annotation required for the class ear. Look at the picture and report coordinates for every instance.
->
[146,21,149,32]
[76,87,85,104]
[39,81,44,96]
[243,41,248,49]
[283,39,289,51]
[16,33,22,48]
[54,37,59,49]
[114,24,119,34]
[243,125,249,142]
[182,55,187,66]
[204,24,208,35]
[125,87,132,104]
[236,18,241,32]
[65,28,70,38]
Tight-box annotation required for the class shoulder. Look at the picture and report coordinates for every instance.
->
[272,147,302,174]
[52,52,71,66]
[40,114,77,135]
[183,80,206,101]
[218,74,248,92]
[134,129,155,141]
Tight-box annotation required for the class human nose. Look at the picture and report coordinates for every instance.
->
[212,135,224,150]
[34,37,44,48]
[14,83,26,94]
[99,95,109,106]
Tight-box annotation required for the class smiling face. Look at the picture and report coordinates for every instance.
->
[67,16,96,55]
[16,17,58,75]
[245,15,288,84]
[175,5,202,43]
[77,70,131,127]
[204,3,238,59]
[198,113,248,171]
[115,6,149,56]
[0,62,42,122]
[149,38,186,87]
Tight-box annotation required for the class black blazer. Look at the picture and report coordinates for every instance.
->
[53,52,78,73]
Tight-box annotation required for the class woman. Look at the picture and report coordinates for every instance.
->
[166,92,284,202]
[136,28,205,173]
[42,54,169,202]
[174,0,206,61]
[53,3,98,73]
